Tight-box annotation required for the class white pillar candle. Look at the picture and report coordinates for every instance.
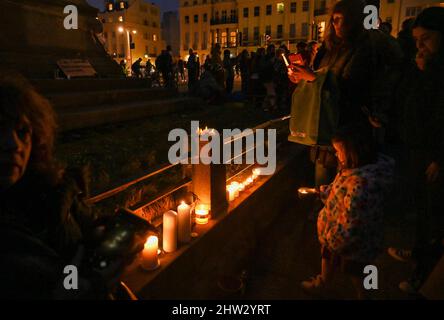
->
[195,204,210,224]
[163,210,178,253]
[177,201,191,244]
[141,235,159,270]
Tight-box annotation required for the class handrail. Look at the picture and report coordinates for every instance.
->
[87,115,290,205]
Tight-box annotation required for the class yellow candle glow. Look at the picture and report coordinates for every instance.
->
[195,204,210,224]
[141,235,159,271]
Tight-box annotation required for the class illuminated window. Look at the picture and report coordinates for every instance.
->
[230,31,237,47]
[108,3,113,11]
[118,16,123,22]
[277,3,284,14]
[120,2,125,9]
[153,34,157,41]
[221,32,227,47]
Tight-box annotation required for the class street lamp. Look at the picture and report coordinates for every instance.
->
[118,26,137,67]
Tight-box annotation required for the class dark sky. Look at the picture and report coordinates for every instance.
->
[87,0,178,14]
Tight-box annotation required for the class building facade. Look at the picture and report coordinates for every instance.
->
[99,0,165,66]
[179,0,444,59]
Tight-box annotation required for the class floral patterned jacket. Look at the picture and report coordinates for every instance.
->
[317,154,395,262]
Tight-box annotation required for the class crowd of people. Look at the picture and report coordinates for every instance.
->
[1,0,443,300]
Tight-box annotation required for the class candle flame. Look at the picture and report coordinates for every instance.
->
[145,235,158,248]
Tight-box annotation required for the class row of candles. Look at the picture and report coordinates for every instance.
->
[141,201,210,271]
[141,168,263,271]
[227,168,261,202]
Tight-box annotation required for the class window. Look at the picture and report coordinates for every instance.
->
[112,31,116,38]
[194,14,198,23]
[193,0,197,5]
[118,16,123,22]
[203,14,207,22]
[221,32,227,47]
[230,10,236,20]
[291,2,296,13]
[153,34,157,41]
[185,16,190,24]
[193,32,199,50]
[230,31,237,47]
[243,8,249,18]
[108,17,113,23]
[302,22,309,37]
[119,1,125,9]
[108,3,113,11]
[388,0,395,3]
[254,6,260,17]
[144,32,148,40]
[185,32,190,50]
[184,2,189,7]
[202,31,207,50]
[254,27,260,42]
[277,25,283,39]
[266,5,272,15]
[303,1,309,12]
[152,22,157,28]
[243,27,249,41]
[277,3,284,14]
[222,10,227,21]
[143,19,148,26]
[290,23,296,38]
[265,25,271,37]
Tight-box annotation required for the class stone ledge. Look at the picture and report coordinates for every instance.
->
[122,143,308,299]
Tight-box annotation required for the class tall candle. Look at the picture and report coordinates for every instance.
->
[141,235,159,270]
[177,201,191,244]
[163,210,178,252]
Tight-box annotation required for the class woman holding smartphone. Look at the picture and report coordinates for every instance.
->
[288,0,403,187]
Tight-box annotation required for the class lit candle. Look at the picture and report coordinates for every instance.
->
[141,235,159,271]
[231,182,240,198]
[252,168,261,180]
[163,210,178,253]
[177,201,191,244]
[227,184,236,201]
[195,204,210,224]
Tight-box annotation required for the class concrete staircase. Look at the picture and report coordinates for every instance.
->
[31,79,200,132]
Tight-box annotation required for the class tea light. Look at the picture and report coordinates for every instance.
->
[163,210,178,253]
[177,201,191,244]
[195,204,210,224]
[227,184,237,201]
[141,235,160,271]
[231,182,240,198]
[252,168,261,180]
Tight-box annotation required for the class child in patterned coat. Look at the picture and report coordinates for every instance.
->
[302,124,395,299]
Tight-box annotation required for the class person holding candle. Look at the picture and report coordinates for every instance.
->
[0,74,142,299]
[301,124,395,299]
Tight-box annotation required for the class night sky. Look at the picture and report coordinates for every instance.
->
[87,0,179,13]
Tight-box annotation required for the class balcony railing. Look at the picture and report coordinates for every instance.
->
[210,16,239,25]
[314,8,327,16]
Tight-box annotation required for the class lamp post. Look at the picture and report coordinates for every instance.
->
[118,26,137,68]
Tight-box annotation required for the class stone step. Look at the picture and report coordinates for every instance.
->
[47,87,176,110]
[32,78,152,94]
[58,97,201,132]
